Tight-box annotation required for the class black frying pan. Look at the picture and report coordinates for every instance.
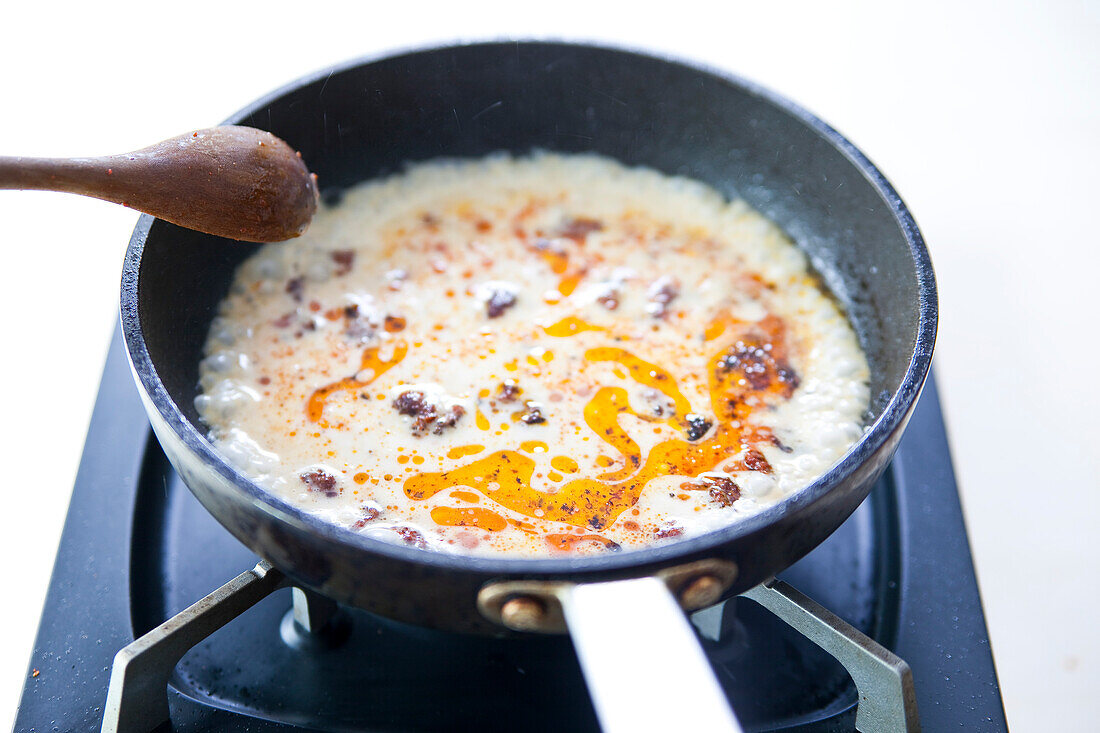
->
[120,41,936,731]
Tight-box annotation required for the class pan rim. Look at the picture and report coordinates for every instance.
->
[121,39,937,578]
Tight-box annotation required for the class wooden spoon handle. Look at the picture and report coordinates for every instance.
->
[0,126,318,242]
[0,154,150,201]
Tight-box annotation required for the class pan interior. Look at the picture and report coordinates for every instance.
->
[128,43,931,571]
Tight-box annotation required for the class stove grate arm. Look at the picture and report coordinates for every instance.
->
[100,565,920,733]
[738,578,920,733]
[100,561,287,733]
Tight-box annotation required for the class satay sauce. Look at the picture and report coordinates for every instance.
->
[196,154,870,556]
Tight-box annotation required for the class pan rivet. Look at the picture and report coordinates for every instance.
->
[500,596,545,630]
[679,575,723,609]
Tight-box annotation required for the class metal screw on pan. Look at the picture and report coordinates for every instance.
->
[679,574,725,609]
[478,580,568,633]
[499,596,546,631]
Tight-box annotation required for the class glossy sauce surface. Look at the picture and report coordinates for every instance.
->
[196,155,869,556]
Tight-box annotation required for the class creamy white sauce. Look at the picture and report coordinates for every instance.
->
[197,154,870,556]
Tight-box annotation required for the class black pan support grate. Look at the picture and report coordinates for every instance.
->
[101,562,918,733]
[14,329,1008,732]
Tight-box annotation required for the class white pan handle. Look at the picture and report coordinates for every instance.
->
[559,577,744,733]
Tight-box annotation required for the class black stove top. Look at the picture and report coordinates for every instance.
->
[15,328,1008,731]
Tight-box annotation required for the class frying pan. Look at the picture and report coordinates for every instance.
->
[120,41,936,731]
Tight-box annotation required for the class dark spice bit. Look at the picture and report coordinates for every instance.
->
[743,448,773,473]
[558,217,603,241]
[589,515,604,530]
[393,526,428,549]
[596,285,621,310]
[706,476,741,507]
[384,314,407,332]
[498,380,522,402]
[645,276,680,318]
[654,525,684,539]
[300,469,339,498]
[516,401,546,425]
[393,391,428,412]
[285,276,304,302]
[681,475,741,506]
[771,434,794,453]
[684,413,713,441]
[273,312,295,328]
[351,506,382,530]
[393,390,436,434]
[717,338,800,393]
[393,390,465,435]
[331,250,355,276]
[433,405,466,433]
[777,366,800,388]
[343,305,374,341]
[718,341,773,389]
[486,289,517,318]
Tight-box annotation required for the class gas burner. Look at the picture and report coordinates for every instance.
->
[14,330,1008,732]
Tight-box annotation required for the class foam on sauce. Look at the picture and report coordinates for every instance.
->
[196,154,870,556]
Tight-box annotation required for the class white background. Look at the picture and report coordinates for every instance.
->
[1,2,1096,730]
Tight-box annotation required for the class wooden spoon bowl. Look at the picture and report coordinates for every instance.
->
[0,126,319,242]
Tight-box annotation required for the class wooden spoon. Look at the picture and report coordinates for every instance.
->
[0,126,319,242]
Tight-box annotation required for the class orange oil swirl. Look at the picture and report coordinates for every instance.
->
[403,316,799,532]
[307,341,408,426]
[543,316,605,337]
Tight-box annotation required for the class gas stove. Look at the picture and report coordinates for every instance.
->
[15,327,1007,731]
